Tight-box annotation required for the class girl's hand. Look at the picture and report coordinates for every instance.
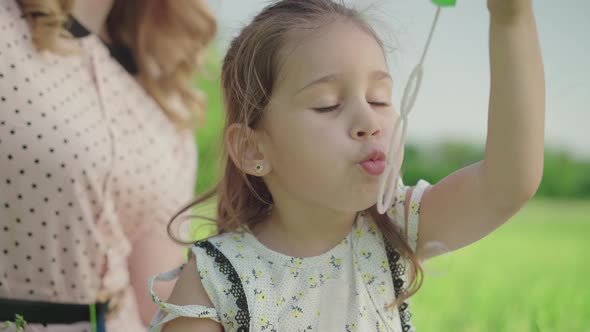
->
[487,0,533,23]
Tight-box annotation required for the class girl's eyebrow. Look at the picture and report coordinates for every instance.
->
[295,70,393,95]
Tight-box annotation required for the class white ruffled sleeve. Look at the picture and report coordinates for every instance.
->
[147,264,220,332]
[387,178,431,251]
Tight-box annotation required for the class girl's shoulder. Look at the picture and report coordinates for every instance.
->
[204,231,249,247]
[148,251,222,331]
[191,231,252,260]
[189,231,259,278]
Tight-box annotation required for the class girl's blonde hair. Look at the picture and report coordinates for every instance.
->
[169,0,423,307]
[16,0,217,127]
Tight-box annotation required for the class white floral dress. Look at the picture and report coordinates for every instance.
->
[148,179,429,332]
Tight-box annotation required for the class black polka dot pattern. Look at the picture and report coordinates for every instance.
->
[0,1,196,330]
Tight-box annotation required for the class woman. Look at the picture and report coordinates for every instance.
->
[0,0,216,330]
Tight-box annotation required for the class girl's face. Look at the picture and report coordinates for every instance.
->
[257,20,399,213]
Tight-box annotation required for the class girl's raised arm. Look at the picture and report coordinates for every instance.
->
[412,0,545,260]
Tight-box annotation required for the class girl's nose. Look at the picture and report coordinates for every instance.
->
[350,103,382,140]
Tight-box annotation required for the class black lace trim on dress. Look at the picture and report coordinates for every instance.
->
[194,240,250,332]
[385,243,413,332]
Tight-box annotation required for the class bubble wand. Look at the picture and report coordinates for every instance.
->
[377,0,457,214]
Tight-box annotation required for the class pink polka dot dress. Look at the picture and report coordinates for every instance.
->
[0,0,197,330]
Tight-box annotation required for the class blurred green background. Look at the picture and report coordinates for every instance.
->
[192,58,590,331]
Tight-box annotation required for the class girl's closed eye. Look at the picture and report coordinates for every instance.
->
[367,84,393,108]
[368,101,391,107]
[367,91,392,109]
[313,104,340,113]
[312,100,390,113]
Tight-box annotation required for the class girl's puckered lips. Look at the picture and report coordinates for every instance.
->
[358,150,386,176]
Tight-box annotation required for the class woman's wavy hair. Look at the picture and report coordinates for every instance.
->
[16,0,217,127]
[168,0,423,308]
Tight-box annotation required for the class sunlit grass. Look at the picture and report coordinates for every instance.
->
[412,199,590,332]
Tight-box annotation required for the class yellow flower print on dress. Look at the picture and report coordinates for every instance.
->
[308,276,318,288]
[362,272,376,285]
[254,289,266,302]
[388,206,397,216]
[259,316,274,330]
[376,320,384,332]
[410,201,420,215]
[276,296,285,307]
[380,259,390,273]
[240,273,250,285]
[252,268,263,280]
[222,309,236,329]
[289,267,300,278]
[354,228,364,239]
[318,273,328,286]
[367,221,378,235]
[345,322,358,331]
[290,257,303,267]
[291,306,303,318]
[291,292,304,301]
[360,249,372,259]
[397,188,406,202]
[330,255,342,269]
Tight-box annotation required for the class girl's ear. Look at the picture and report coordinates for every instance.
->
[225,123,272,177]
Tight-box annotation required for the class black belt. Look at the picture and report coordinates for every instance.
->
[0,298,109,326]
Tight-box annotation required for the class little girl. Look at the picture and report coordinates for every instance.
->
[148,0,545,331]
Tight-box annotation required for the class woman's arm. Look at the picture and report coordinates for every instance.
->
[412,0,545,260]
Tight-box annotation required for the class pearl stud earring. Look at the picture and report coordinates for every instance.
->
[254,163,264,175]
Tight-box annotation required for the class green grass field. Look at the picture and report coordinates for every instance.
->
[412,199,590,332]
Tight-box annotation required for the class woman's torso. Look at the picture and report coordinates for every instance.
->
[0,1,197,330]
